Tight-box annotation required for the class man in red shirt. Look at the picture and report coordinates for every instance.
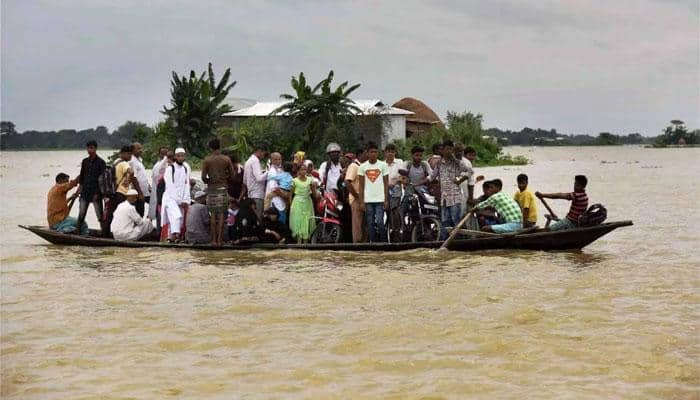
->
[536,175,589,231]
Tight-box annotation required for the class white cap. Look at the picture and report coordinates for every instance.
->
[326,143,341,153]
[194,190,206,199]
[175,147,186,155]
[126,189,139,196]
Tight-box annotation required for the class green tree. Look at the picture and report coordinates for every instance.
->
[272,70,361,154]
[656,119,698,145]
[217,118,291,162]
[112,121,154,146]
[389,110,527,166]
[162,63,236,158]
[1,121,17,135]
[595,132,620,145]
[141,120,177,166]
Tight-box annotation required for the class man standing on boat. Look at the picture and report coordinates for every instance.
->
[358,142,389,243]
[75,140,107,236]
[129,142,150,218]
[319,143,342,193]
[148,147,169,221]
[455,144,483,210]
[430,140,474,239]
[201,138,235,246]
[405,146,431,191]
[344,148,368,243]
[111,189,154,241]
[243,144,269,220]
[161,148,191,242]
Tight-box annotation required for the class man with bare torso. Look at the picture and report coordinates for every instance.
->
[201,138,235,246]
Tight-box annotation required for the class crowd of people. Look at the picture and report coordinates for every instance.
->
[46,137,591,245]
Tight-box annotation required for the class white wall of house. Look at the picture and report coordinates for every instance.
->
[382,115,406,145]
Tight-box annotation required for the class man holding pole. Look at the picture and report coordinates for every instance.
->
[536,175,589,231]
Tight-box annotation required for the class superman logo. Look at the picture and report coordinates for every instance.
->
[365,168,381,183]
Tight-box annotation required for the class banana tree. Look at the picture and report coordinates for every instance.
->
[162,63,236,158]
[272,70,361,151]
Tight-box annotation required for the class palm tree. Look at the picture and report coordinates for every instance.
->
[162,63,236,158]
[272,70,361,151]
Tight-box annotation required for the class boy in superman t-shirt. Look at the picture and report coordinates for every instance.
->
[358,142,389,243]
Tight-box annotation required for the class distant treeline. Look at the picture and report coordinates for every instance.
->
[484,127,654,146]
[2,119,697,151]
[0,121,152,150]
[484,122,699,147]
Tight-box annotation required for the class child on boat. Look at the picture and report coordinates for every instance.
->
[514,174,538,228]
[226,198,239,243]
[264,161,293,224]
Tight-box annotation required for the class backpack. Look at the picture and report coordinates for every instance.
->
[98,159,125,196]
[578,204,607,227]
[404,160,430,177]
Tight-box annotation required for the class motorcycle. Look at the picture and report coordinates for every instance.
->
[387,184,441,243]
[310,188,344,243]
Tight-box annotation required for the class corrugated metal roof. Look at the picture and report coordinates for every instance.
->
[224,99,413,117]
[224,97,257,111]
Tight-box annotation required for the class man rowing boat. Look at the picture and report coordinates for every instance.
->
[47,173,87,235]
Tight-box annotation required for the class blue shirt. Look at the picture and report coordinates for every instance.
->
[268,172,293,191]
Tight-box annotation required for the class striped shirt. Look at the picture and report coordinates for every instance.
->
[476,191,522,223]
[430,157,473,207]
[566,191,588,223]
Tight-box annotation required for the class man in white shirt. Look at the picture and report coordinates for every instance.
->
[243,144,268,220]
[148,147,169,220]
[455,144,484,209]
[129,142,150,217]
[161,148,191,242]
[383,143,404,196]
[111,189,154,241]
[383,143,405,233]
[318,143,342,193]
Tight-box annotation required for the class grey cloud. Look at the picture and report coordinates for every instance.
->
[1,0,698,136]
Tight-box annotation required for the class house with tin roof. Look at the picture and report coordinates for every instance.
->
[220,98,414,146]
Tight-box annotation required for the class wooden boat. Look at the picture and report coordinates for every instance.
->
[19,220,632,252]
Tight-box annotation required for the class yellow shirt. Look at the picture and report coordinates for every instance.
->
[514,189,538,223]
[345,161,361,205]
[115,160,132,195]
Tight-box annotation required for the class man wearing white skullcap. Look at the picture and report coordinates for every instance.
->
[185,190,211,244]
[111,189,154,241]
[161,148,191,242]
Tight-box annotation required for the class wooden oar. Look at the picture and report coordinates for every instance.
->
[457,226,539,238]
[456,228,502,237]
[538,197,559,221]
[67,196,77,213]
[438,212,474,251]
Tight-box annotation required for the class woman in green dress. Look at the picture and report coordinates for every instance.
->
[289,164,317,243]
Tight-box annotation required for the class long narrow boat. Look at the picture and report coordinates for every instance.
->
[19,221,632,252]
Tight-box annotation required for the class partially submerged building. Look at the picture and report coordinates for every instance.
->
[220,97,444,146]
[220,99,413,146]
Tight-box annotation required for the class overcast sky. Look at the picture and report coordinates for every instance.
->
[2,0,698,136]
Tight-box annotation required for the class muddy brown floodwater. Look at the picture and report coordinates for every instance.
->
[1,146,698,399]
